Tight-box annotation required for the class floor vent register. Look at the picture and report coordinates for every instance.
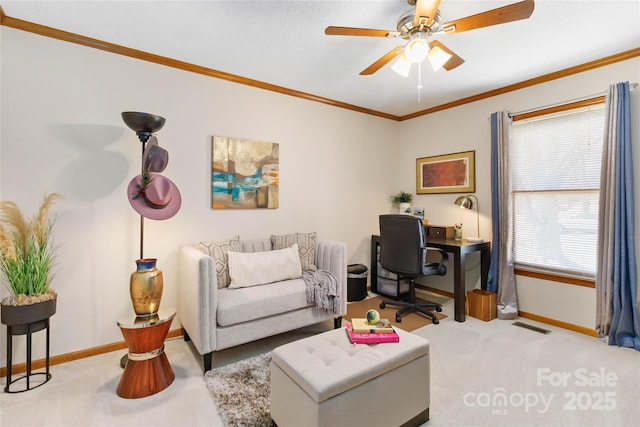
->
[512,321,551,335]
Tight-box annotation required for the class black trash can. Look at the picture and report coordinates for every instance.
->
[347,264,368,302]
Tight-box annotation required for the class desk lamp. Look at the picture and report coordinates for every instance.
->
[454,195,484,243]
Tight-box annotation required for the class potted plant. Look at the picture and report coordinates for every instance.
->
[0,193,62,326]
[391,191,413,215]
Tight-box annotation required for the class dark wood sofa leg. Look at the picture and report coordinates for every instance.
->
[203,352,213,373]
[333,316,343,329]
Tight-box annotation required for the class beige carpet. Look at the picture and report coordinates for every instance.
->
[346,295,446,331]
[3,299,639,427]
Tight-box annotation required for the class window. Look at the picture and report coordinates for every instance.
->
[511,98,605,279]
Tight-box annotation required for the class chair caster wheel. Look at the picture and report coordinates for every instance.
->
[380,302,386,309]
[435,306,443,312]
[432,318,439,324]
[395,315,402,323]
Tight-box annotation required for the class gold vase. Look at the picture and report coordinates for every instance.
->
[129,258,163,317]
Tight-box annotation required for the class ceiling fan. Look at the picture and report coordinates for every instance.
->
[325,0,535,76]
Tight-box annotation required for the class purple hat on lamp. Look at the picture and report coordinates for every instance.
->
[142,136,169,173]
[128,173,181,220]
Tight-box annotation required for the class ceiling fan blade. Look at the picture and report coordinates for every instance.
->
[429,40,465,71]
[360,46,404,75]
[325,26,394,37]
[441,0,534,34]
[414,0,442,27]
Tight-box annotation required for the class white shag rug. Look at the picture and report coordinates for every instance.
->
[204,352,274,427]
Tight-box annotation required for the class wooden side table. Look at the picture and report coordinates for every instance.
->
[116,309,175,399]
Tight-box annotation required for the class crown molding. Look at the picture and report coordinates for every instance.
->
[1,9,638,122]
[400,47,640,121]
[0,10,399,121]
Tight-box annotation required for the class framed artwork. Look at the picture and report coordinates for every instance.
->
[211,136,279,209]
[416,150,475,194]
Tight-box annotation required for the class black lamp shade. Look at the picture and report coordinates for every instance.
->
[122,112,165,143]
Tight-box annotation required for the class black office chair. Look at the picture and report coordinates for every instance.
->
[378,214,449,324]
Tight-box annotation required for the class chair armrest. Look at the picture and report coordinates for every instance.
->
[316,240,348,316]
[425,247,449,262]
[422,247,449,276]
[177,245,218,355]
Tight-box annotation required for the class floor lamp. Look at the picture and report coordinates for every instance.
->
[454,194,484,243]
[121,111,166,259]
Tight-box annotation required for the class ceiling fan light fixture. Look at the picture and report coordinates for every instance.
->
[326,0,536,77]
[404,34,430,63]
[391,54,412,77]
[427,45,453,71]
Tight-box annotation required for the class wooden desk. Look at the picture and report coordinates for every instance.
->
[371,235,491,322]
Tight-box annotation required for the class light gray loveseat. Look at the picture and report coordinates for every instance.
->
[177,236,347,372]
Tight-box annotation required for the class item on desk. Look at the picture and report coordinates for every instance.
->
[345,322,400,344]
[466,237,485,243]
[454,223,463,241]
[351,317,394,333]
[413,207,425,220]
[391,191,413,216]
[427,225,454,239]
[365,309,380,324]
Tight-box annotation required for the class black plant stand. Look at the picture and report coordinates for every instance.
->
[5,318,51,393]
[1,299,56,393]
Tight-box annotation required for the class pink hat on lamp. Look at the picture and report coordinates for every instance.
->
[127,173,181,220]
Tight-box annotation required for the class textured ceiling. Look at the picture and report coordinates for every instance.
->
[2,0,639,117]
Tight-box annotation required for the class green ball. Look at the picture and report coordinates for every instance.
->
[366,309,380,325]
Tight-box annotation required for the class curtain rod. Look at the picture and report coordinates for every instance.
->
[505,82,638,118]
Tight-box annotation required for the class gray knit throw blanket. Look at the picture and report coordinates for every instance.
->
[302,270,341,315]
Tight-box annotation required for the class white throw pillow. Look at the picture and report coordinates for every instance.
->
[271,232,317,271]
[227,244,302,289]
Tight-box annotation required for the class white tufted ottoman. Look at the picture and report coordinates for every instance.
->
[270,326,430,427]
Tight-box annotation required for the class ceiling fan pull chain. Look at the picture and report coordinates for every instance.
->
[417,62,424,102]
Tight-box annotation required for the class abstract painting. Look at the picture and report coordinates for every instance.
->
[212,136,279,209]
[416,150,475,194]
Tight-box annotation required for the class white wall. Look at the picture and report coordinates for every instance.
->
[398,57,640,329]
[1,26,639,366]
[0,27,398,365]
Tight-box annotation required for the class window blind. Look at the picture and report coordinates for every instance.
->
[511,104,605,278]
